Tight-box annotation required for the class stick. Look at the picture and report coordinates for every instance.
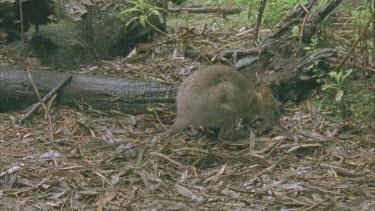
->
[18,0,57,149]
[300,4,310,43]
[334,11,375,71]
[21,74,73,121]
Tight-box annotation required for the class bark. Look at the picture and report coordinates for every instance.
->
[0,66,177,113]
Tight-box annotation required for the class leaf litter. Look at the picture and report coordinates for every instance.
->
[1,98,374,210]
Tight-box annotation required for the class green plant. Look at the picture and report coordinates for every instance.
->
[118,0,165,30]
[302,37,353,117]
[291,25,301,39]
[304,39,323,81]
[304,38,318,50]
[346,0,372,30]
[322,69,352,104]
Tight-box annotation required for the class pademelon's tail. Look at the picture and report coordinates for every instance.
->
[160,121,185,137]
[151,121,187,143]
[151,123,183,143]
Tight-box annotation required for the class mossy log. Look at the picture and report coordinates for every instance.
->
[0,66,177,113]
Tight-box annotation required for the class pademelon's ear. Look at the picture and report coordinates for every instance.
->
[261,85,272,98]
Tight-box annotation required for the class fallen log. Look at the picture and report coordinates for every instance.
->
[0,66,177,113]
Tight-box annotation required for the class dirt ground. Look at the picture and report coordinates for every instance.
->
[1,2,375,210]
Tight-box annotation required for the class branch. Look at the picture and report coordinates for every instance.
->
[334,11,375,71]
[302,0,344,43]
[254,0,267,41]
[21,75,73,121]
[267,0,317,41]
[19,0,57,150]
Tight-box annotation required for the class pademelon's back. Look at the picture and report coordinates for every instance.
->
[182,65,251,89]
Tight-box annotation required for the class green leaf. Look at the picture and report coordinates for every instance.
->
[343,69,353,79]
[336,71,343,84]
[322,84,336,90]
[125,16,140,30]
[335,90,344,103]
[149,9,162,18]
[118,7,141,16]
[328,71,337,78]
[291,26,300,38]
[140,15,146,27]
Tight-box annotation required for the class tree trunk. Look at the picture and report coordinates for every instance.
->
[0,66,177,113]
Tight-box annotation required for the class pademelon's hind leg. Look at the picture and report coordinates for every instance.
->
[217,112,237,140]
[216,85,238,140]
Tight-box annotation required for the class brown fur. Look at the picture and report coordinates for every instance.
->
[163,65,280,140]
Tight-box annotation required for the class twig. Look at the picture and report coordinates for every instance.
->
[153,108,166,129]
[265,128,295,157]
[334,11,375,71]
[150,152,185,167]
[326,57,374,72]
[18,0,58,151]
[220,48,259,57]
[252,159,282,179]
[21,74,73,121]
[300,4,310,43]
[302,199,329,211]
[145,19,168,36]
[2,178,48,195]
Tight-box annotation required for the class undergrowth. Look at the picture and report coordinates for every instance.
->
[313,75,374,125]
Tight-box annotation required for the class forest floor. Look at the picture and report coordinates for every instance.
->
[1,1,374,210]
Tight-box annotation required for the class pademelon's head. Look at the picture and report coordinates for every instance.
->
[259,85,281,125]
